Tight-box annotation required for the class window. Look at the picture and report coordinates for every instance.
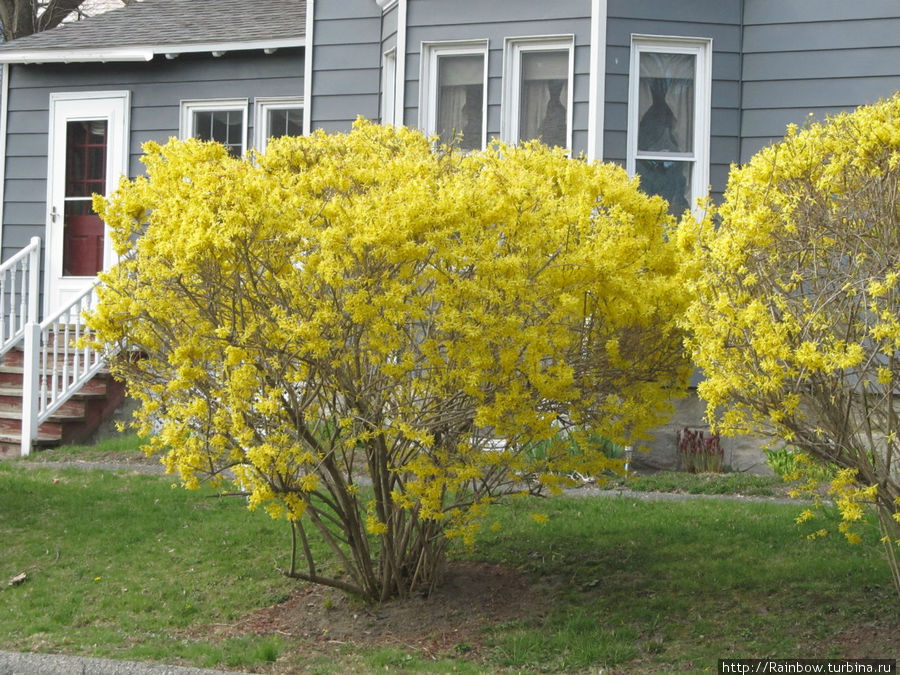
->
[627,36,711,215]
[180,99,248,156]
[254,97,304,151]
[382,48,397,125]
[420,41,488,150]
[502,36,573,149]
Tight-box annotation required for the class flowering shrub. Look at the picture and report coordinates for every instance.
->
[681,96,900,597]
[90,120,690,601]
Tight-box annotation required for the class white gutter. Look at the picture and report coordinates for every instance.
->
[0,37,307,64]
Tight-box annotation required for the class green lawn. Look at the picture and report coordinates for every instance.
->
[1,457,896,673]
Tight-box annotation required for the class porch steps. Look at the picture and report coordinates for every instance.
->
[0,346,126,458]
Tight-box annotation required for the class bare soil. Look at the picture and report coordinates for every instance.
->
[190,562,544,671]
[187,562,900,674]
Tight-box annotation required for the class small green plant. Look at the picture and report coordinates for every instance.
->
[677,427,724,473]
[764,446,799,478]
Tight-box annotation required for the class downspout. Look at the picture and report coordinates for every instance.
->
[0,63,9,255]
[394,0,407,126]
[587,0,607,162]
[303,0,314,135]
[738,0,745,165]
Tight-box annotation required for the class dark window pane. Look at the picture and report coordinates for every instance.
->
[637,52,695,153]
[193,109,243,156]
[436,54,483,150]
[267,107,303,139]
[65,120,107,199]
[519,50,568,147]
[636,159,692,214]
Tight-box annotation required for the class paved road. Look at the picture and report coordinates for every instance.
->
[0,650,249,675]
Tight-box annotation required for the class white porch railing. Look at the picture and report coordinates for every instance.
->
[0,236,40,358]
[20,282,106,456]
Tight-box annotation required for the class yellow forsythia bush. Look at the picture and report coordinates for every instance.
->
[90,120,690,601]
[681,97,900,597]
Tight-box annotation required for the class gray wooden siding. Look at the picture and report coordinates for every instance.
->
[403,0,592,153]
[310,0,381,132]
[741,0,900,161]
[1,49,303,261]
[606,0,742,201]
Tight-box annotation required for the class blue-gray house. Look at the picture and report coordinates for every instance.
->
[0,0,897,456]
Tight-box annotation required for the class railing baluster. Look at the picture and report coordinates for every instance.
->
[0,268,7,349]
[17,258,27,335]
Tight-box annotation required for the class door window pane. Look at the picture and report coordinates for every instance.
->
[64,120,107,276]
[436,54,484,150]
[65,120,106,198]
[519,50,568,148]
[637,52,695,154]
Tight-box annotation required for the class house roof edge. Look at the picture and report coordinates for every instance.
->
[0,37,306,64]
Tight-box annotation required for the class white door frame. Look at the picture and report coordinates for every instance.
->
[45,91,129,317]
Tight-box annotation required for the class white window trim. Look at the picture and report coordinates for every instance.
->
[418,40,489,149]
[254,96,304,151]
[626,35,712,212]
[381,47,397,125]
[180,98,249,155]
[501,35,574,150]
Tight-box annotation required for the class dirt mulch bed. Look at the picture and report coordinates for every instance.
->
[191,562,544,668]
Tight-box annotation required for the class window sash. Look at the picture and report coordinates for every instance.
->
[502,36,574,150]
[180,99,248,156]
[254,97,304,151]
[420,41,488,150]
[626,36,711,215]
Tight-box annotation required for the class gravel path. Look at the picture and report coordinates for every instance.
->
[0,650,244,675]
[17,458,800,503]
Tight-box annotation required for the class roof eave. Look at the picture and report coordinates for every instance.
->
[0,37,306,64]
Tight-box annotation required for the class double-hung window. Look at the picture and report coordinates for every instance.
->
[627,36,711,214]
[254,97,304,151]
[180,98,249,157]
[381,48,398,125]
[502,36,574,150]
[420,41,488,150]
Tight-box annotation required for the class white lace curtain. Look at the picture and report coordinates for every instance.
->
[519,50,568,148]
[436,54,484,150]
[637,52,695,154]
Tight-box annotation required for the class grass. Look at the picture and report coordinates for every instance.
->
[23,433,150,463]
[474,495,896,672]
[603,469,789,497]
[2,443,897,673]
[0,461,302,668]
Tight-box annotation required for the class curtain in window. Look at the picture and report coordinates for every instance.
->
[637,52,694,153]
[519,50,568,148]
[436,54,484,150]
[636,51,695,213]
